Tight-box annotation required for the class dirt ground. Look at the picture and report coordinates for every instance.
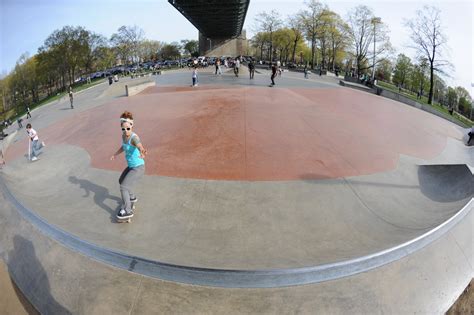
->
[446,279,474,315]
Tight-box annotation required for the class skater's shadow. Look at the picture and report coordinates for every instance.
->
[69,176,121,222]
[7,235,71,314]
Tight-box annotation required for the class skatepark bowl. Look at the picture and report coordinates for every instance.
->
[0,68,472,314]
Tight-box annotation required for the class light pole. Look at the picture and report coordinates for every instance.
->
[371,17,381,83]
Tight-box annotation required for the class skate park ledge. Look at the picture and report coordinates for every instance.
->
[125,81,156,97]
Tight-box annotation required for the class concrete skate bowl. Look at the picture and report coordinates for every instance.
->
[2,158,473,287]
[0,85,472,290]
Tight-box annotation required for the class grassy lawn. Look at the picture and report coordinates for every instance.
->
[377,80,473,127]
[2,78,106,123]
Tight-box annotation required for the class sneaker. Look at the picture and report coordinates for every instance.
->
[42,141,46,147]
[130,197,138,203]
[31,156,38,161]
[117,209,133,220]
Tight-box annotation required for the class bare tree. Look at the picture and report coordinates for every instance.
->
[405,5,451,104]
[111,25,145,65]
[254,10,282,63]
[347,5,392,78]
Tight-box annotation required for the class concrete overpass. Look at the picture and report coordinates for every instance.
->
[169,0,250,56]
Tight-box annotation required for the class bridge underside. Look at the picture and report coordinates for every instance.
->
[169,0,250,39]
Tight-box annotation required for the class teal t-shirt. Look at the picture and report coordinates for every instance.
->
[122,133,144,168]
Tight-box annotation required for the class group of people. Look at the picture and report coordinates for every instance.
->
[210,55,282,85]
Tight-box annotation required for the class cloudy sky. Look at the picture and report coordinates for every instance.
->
[1,0,472,94]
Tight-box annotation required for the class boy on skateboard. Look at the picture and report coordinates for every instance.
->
[110,111,147,222]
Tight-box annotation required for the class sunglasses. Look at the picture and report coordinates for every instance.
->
[121,127,131,131]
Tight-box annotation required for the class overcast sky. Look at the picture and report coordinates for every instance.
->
[1,0,472,94]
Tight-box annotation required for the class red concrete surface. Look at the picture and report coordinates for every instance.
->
[6,86,462,180]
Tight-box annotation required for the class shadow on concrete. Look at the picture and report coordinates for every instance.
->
[9,274,40,315]
[69,176,121,221]
[418,164,474,203]
[7,235,71,314]
[0,258,39,315]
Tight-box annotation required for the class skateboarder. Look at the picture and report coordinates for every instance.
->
[26,107,32,119]
[110,111,147,222]
[26,123,45,162]
[248,58,255,79]
[468,126,474,145]
[270,63,277,86]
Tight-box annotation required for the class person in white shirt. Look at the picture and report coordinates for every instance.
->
[26,123,45,161]
[234,58,240,77]
[192,67,198,87]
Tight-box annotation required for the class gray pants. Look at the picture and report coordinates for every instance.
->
[30,140,43,158]
[119,165,145,213]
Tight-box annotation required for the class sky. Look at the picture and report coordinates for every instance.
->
[1,0,472,94]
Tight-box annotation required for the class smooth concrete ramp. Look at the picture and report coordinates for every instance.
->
[0,181,471,313]
[0,69,472,312]
[1,143,472,288]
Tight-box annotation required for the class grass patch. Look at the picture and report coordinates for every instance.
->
[377,80,473,127]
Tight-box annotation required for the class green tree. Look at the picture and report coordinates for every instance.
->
[375,58,393,82]
[317,9,341,70]
[273,28,293,63]
[287,16,304,64]
[299,0,325,69]
[160,43,181,60]
[326,11,350,71]
[42,26,91,87]
[95,46,116,70]
[410,58,429,95]
[392,54,412,88]
[455,86,472,116]
[181,40,199,57]
[84,33,109,72]
[251,32,270,61]
[446,87,457,109]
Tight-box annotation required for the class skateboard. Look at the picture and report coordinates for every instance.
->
[116,200,137,223]
[116,212,133,223]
